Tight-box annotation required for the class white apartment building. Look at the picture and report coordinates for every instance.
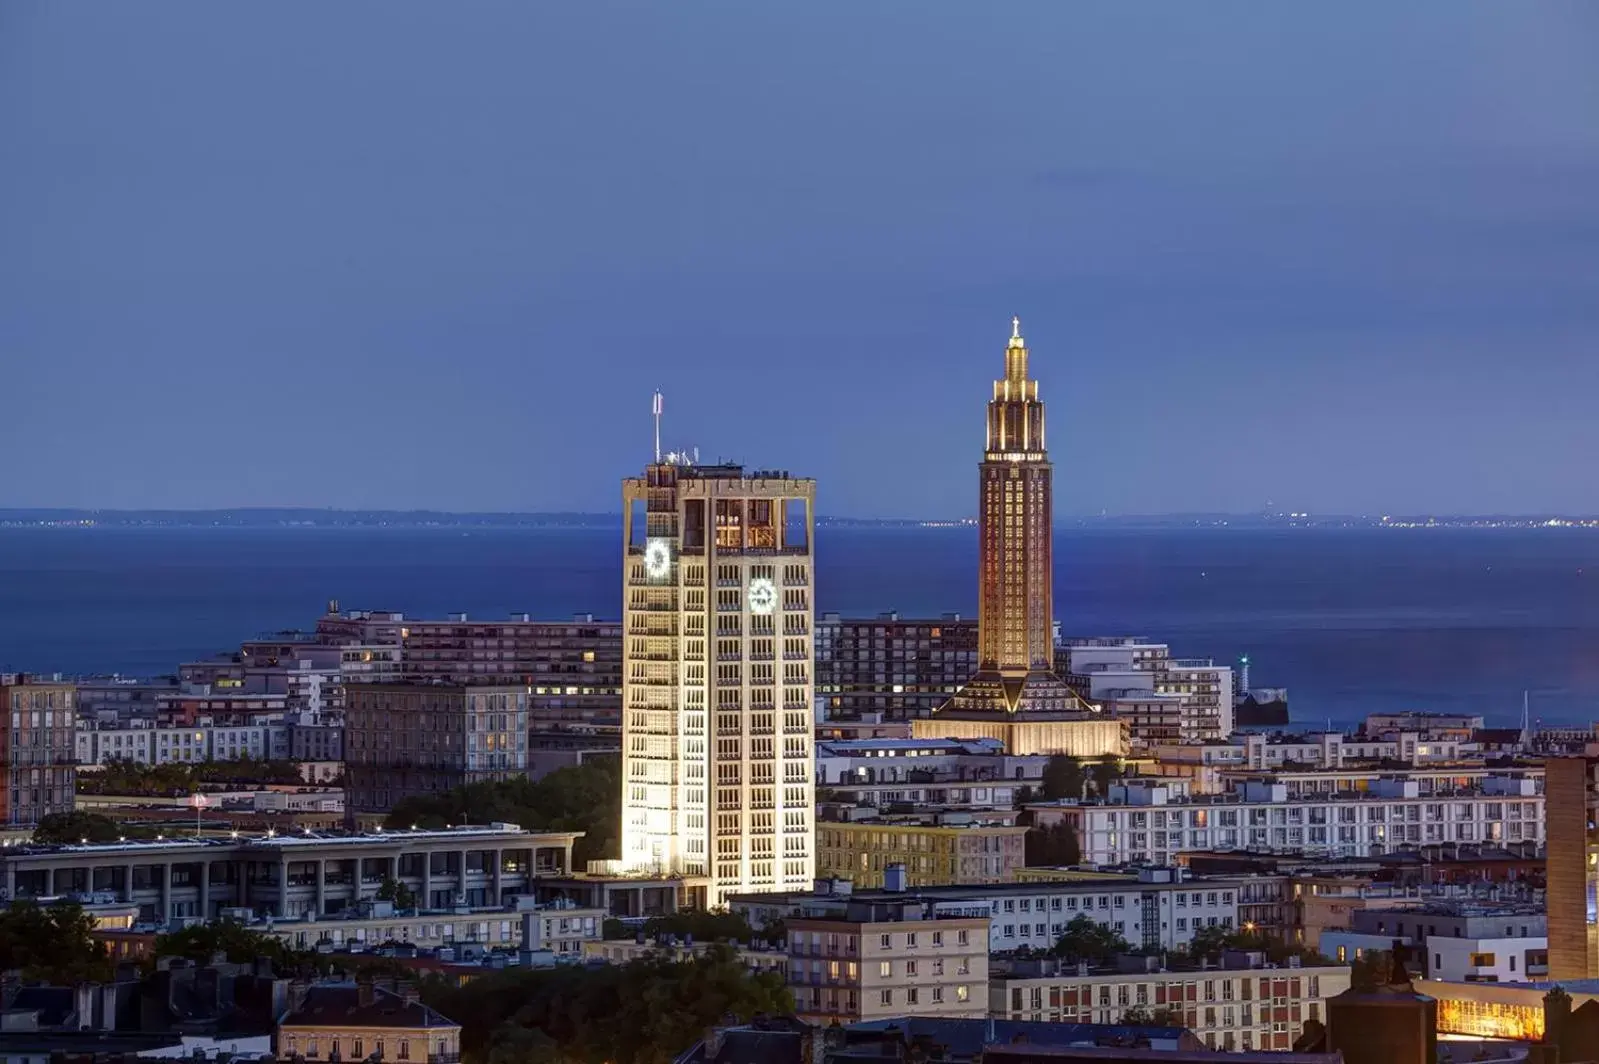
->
[815,737,1045,813]
[1322,905,1548,984]
[620,461,816,904]
[1060,638,1232,742]
[1146,732,1477,792]
[729,868,1246,955]
[76,721,280,766]
[1035,775,1544,867]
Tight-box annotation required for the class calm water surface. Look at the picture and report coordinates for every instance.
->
[3,526,1598,726]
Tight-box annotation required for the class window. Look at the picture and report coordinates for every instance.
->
[957,929,969,946]
[1469,953,1497,967]
[956,985,969,1002]
[905,961,918,977]
[907,988,919,1005]
[932,931,943,946]
[880,934,892,950]
[906,932,918,949]
[399,1042,410,1061]
[880,990,893,1006]
[879,961,892,977]
[932,987,944,1004]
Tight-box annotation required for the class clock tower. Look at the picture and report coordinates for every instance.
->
[619,458,817,905]
[913,318,1127,757]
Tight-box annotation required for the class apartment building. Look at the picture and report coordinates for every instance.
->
[814,613,978,721]
[991,953,1351,1053]
[1322,904,1548,983]
[1,674,77,826]
[815,814,1028,888]
[582,938,788,977]
[729,866,1249,955]
[76,720,277,766]
[1060,638,1233,742]
[1032,774,1544,867]
[784,894,990,1024]
[277,980,461,1064]
[319,608,623,730]
[815,737,1045,814]
[344,683,530,812]
[0,824,580,923]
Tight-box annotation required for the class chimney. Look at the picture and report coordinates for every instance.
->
[289,979,310,1014]
[357,975,376,1008]
[398,981,419,1006]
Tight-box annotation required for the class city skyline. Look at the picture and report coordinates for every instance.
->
[5,4,1598,517]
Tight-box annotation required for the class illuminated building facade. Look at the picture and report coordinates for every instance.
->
[913,320,1125,757]
[1545,756,1599,980]
[620,461,816,904]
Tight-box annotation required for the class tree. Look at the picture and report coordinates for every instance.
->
[1040,755,1086,802]
[155,918,311,969]
[376,876,418,910]
[33,810,153,844]
[0,900,113,984]
[1024,821,1081,867]
[421,943,792,1064]
[1182,924,1331,967]
[1050,914,1129,966]
[1120,1005,1183,1026]
[1089,754,1122,798]
[386,759,619,865]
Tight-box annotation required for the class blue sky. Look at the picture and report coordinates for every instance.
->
[3,2,1597,517]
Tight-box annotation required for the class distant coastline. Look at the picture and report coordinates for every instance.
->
[4,507,1599,531]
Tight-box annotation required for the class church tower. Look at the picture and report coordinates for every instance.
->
[912,318,1126,757]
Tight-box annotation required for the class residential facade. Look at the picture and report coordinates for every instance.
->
[277,981,461,1064]
[814,613,977,721]
[1034,775,1544,867]
[815,816,1028,888]
[1,674,77,826]
[343,683,529,812]
[991,954,1351,1053]
[785,898,990,1024]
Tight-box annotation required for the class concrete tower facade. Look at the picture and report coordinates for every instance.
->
[619,460,816,905]
[914,319,1126,757]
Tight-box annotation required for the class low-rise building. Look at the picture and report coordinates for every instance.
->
[75,720,280,767]
[0,824,580,924]
[276,978,461,1064]
[990,951,1352,1053]
[784,892,990,1025]
[1032,774,1544,867]
[581,937,788,976]
[1324,903,1548,983]
[815,737,1045,815]
[815,814,1028,888]
[729,866,1251,955]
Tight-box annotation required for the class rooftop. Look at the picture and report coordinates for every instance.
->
[281,983,458,1030]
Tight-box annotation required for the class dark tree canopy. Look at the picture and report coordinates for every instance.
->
[33,810,154,844]
[78,756,308,796]
[0,901,113,984]
[1051,913,1130,965]
[1040,755,1086,802]
[1024,820,1081,867]
[385,759,619,865]
[422,943,791,1064]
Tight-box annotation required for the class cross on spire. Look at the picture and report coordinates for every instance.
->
[1012,315,1021,339]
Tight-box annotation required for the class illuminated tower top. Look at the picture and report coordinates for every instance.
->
[987,317,1046,460]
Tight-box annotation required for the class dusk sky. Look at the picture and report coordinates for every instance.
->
[4,3,1597,518]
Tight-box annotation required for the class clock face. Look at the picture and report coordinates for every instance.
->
[748,576,777,615]
[644,538,672,580]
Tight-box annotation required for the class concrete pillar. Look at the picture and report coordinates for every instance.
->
[491,849,503,904]
[3,861,15,900]
[47,867,58,896]
[315,858,326,916]
[422,852,433,910]
[122,863,135,903]
[562,839,574,874]
[279,858,289,918]
[458,850,468,904]
[198,860,210,921]
[159,863,171,926]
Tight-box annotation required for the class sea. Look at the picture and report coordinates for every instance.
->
[3,525,1599,728]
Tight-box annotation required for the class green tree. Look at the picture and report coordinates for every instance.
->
[1050,913,1129,966]
[34,810,153,844]
[155,918,311,969]
[386,759,620,865]
[1040,755,1086,801]
[1089,754,1122,797]
[376,876,418,910]
[1182,924,1330,967]
[1024,820,1081,867]
[422,943,791,1064]
[0,900,114,983]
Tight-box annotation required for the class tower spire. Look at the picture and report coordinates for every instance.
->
[652,391,664,462]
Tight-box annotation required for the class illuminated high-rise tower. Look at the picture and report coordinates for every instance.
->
[913,318,1126,757]
[619,457,816,905]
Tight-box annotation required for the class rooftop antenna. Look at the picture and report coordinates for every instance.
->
[652,391,664,462]
[1521,691,1531,747]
